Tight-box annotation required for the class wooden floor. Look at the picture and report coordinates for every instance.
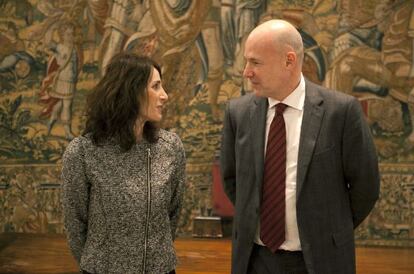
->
[0,233,413,274]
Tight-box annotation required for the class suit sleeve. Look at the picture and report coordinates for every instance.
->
[169,135,186,240]
[220,101,237,205]
[61,138,90,264]
[342,98,380,228]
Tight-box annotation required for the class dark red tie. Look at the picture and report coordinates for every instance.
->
[260,103,287,252]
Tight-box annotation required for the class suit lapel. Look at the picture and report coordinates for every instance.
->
[250,96,268,201]
[297,81,324,200]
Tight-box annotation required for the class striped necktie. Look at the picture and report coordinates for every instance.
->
[260,103,287,252]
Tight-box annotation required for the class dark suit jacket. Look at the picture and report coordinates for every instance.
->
[220,80,380,274]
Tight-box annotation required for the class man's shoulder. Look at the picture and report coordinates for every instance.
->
[305,79,356,104]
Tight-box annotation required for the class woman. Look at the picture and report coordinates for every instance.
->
[61,53,185,274]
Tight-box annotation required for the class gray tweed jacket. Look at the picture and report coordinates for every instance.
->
[61,130,186,274]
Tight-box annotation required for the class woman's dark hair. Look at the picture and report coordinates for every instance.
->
[83,52,161,151]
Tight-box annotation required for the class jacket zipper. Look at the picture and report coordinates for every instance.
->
[142,147,151,274]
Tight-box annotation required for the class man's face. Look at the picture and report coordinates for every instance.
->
[63,27,74,44]
[243,34,288,99]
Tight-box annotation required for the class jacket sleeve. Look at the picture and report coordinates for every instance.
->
[169,134,186,240]
[342,98,380,228]
[61,138,90,264]
[220,101,237,205]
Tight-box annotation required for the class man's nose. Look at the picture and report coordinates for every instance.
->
[243,66,253,78]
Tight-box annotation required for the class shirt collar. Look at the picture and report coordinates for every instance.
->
[268,74,305,111]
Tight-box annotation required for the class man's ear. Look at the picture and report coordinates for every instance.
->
[286,52,296,66]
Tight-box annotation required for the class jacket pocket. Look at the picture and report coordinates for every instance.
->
[313,144,335,158]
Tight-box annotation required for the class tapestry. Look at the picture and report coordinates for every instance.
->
[0,0,413,247]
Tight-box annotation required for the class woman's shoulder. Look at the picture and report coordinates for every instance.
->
[63,135,93,156]
[157,129,183,150]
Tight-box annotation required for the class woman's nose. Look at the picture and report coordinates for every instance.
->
[160,88,168,101]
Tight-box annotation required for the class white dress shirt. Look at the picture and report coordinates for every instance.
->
[254,74,305,251]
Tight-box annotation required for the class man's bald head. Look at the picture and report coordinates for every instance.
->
[243,19,304,100]
[249,20,304,66]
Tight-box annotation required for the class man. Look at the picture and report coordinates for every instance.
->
[40,22,80,140]
[220,19,380,274]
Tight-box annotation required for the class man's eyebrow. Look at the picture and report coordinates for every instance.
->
[246,57,261,62]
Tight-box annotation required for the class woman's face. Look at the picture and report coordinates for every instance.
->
[141,67,168,122]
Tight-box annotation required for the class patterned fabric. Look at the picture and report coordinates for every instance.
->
[61,129,186,274]
[260,103,287,252]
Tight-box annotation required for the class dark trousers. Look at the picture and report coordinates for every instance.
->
[247,244,308,274]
